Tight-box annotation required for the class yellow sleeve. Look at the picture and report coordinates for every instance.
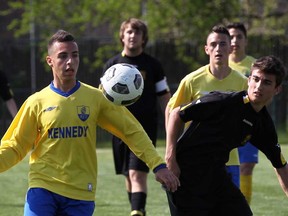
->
[97,99,165,170]
[168,76,194,111]
[0,98,37,172]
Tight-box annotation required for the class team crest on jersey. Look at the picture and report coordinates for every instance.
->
[77,106,90,121]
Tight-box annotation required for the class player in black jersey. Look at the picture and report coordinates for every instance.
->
[0,70,18,119]
[165,55,288,216]
[103,18,171,216]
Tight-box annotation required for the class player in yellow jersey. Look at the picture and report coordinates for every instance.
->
[165,25,248,215]
[0,30,179,216]
[227,22,257,205]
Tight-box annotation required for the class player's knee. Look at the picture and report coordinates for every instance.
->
[129,170,147,184]
[240,163,256,175]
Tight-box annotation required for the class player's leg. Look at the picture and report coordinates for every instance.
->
[162,185,179,216]
[112,136,132,203]
[169,162,219,216]
[216,179,252,216]
[125,176,132,204]
[56,196,95,216]
[24,188,58,216]
[226,165,240,188]
[238,142,258,204]
[129,152,149,216]
[24,188,95,216]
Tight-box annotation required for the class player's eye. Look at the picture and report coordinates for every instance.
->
[210,42,217,48]
[72,52,79,58]
[219,42,227,47]
[58,53,68,59]
[263,80,273,86]
[250,76,259,83]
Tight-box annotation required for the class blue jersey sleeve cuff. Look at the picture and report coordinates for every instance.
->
[153,163,167,173]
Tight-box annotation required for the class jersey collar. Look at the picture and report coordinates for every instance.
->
[50,80,81,97]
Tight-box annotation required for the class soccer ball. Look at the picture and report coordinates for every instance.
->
[100,63,144,106]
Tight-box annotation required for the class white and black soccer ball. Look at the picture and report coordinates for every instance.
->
[100,63,144,106]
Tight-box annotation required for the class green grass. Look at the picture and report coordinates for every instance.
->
[1,145,288,215]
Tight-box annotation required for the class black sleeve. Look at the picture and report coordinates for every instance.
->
[0,70,14,101]
[250,110,287,168]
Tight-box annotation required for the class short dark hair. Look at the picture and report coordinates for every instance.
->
[48,30,75,54]
[251,55,287,87]
[119,18,148,48]
[208,25,231,40]
[226,22,247,38]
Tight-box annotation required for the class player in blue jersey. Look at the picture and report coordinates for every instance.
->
[103,18,171,216]
[0,29,179,216]
[165,55,288,215]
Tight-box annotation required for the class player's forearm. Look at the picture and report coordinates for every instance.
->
[165,107,184,170]
[275,164,288,197]
[164,104,171,131]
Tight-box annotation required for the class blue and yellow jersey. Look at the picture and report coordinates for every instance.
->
[0,81,164,201]
[229,55,256,77]
[167,65,248,165]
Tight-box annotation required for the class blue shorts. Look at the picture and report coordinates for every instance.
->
[226,165,240,188]
[24,188,95,216]
[238,142,259,164]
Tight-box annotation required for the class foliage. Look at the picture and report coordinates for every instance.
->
[1,0,287,71]
[239,0,288,37]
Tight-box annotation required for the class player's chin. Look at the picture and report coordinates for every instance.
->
[61,76,76,83]
[250,96,265,105]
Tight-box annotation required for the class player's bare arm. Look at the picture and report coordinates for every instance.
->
[274,164,288,197]
[165,106,184,178]
[158,92,171,114]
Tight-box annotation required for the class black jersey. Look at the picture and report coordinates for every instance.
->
[103,52,169,139]
[177,90,286,168]
[0,71,14,101]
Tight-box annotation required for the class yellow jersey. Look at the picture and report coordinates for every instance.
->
[229,55,256,77]
[167,65,248,165]
[0,81,164,201]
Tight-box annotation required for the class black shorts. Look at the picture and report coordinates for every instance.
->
[167,161,252,216]
[112,136,156,176]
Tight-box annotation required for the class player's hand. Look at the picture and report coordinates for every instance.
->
[154,168,180,192]
[275,164,288,197]
[166,157,181,178]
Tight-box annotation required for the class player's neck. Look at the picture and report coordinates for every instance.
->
[209,64,231,80]
[122,47,143,57]
[229,53,246,63]
[53,79,77,93]
[249,100,265,113]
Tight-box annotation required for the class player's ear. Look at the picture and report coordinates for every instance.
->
[204,45,209,55]
[275,85,282,95]
[46,56,53,67]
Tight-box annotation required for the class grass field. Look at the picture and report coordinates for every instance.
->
[0,144,288,216]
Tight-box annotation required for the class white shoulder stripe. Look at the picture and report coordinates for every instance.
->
[155,77,170,92]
